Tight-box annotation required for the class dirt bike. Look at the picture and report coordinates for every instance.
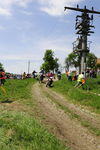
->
[46,77,53,87]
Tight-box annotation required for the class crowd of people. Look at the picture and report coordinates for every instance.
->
[0,67,98,90]
[65,69,98,89]
[66,69,97,82]
[0,68,62,89]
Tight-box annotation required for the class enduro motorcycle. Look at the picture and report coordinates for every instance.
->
[46,77,53,87]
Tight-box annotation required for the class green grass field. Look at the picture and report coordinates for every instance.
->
[53,74,100,114]
[0,78,35,102]
[0,79,69,150]
[0,110,68,150]
[0,76,100,149]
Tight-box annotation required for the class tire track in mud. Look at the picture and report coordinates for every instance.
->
[32,83,100,150]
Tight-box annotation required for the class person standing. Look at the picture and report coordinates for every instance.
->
[74,72,85,88]
[0,69,5,85]
[0,69,6,94]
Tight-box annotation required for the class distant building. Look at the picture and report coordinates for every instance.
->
[97,58,100,64]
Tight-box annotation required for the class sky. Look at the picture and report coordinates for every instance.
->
[0,0,100,74]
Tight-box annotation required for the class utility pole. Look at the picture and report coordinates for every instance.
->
[64,5,100,77]
[28,60,30,74]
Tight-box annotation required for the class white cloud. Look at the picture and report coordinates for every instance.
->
[0,7,11,16]
[0,0,83,16]
[37,0,83,16]
[0,0,32,16]
[16,0,33,7]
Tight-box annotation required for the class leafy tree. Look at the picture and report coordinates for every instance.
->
[54,57,59,72]
[86,53,97,69]
[65,52,97,70]
[0,63,4,71]
[41,50,59,73]
[65,52,80,70]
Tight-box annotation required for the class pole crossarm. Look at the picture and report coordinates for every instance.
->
[64,6,100,14]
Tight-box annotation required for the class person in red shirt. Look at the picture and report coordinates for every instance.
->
[0,69,5,85]
[0,69,6,94]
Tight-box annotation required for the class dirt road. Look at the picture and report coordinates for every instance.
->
[32,83,100,150]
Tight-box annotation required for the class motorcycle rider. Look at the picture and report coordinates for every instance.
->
[57,71,61,80]
[46,76,53,87]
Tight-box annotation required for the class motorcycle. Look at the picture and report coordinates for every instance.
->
[46,77,53,87]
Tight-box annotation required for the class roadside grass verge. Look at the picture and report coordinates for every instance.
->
[0,110,69,150]
[53,74,100,114]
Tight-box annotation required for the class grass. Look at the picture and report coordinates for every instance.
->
[0,78,35,102]
[0,110,69,150]
[0,78,69,150]
[53,74,100,114]
[85,77,100,94]
[81,121,100,136]
[43,91,100,136]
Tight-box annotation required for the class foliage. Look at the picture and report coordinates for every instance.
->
[65,52,97,70]
[41,50,59,73]
[0,62,4,71]
[65,53,79,70]
[86,53,97,69]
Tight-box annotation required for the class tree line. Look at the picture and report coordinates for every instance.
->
[41,49,99,73]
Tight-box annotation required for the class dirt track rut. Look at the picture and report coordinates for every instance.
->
[32,83,100,150]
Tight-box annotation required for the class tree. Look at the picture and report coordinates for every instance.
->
[65,52,97,70]
[65,52,80,70]
[0,63,4,71]
[41,50,59,73]
[86,53,97,69]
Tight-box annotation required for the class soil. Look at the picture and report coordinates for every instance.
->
[32,82,100,150]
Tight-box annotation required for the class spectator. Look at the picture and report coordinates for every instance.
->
[74,72,85,88]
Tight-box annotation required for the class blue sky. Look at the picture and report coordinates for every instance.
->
[0,0,100,74]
